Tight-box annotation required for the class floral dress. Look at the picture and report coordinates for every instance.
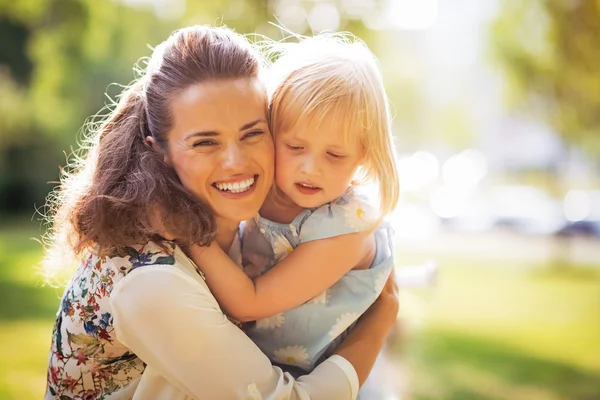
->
[45,242,178,399]
[240,187,395,374]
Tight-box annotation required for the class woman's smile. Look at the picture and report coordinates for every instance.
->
[212,174,259,197]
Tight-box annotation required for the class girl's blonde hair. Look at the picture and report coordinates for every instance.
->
[264,32,400,220]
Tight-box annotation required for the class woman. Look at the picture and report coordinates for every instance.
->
[44,25,399,399]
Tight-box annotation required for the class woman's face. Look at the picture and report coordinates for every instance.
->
[165,78,274,226]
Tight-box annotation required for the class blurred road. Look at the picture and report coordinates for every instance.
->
[397,229,600,267]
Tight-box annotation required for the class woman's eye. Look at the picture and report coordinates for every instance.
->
[192,140,216,147]
[243,130,264,140]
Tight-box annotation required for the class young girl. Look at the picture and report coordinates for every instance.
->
[189,33,400,375]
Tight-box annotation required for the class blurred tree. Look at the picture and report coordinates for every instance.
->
[0,0,389,214]
[0,0,175,212]
[490,0,600,160]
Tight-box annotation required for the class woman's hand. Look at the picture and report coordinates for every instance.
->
[371,270,400,324]
[333,269,400,387]
[375,270,403,348]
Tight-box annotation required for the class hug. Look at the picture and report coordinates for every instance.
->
[44,25,400,399]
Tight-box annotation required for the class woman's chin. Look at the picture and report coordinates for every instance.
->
[211,199,264,225]
[209,184,269,224]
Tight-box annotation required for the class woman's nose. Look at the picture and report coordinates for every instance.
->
[221,143,249,171]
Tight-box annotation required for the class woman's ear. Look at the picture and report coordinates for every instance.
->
[146,136,171,166]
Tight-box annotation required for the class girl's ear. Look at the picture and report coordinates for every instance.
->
[146,136,171,166]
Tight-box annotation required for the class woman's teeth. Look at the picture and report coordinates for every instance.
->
[215,177,255,193]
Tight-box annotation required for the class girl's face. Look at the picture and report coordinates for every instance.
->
[274,117,363,209]
[165,78,274,226]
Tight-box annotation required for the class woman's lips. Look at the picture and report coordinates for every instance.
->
[212,175,258,197]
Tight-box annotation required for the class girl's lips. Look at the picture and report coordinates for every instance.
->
[295,182,322,195]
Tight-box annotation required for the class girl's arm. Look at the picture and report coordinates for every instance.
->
[189,231,375,322]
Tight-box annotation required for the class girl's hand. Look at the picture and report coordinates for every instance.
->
[149,206,177,240]
[189,241,224,271]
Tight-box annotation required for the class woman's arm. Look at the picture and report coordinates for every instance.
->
[111,263,399,398]
[189,231,374,321]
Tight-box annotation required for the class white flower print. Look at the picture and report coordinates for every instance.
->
[310,289,330,305]
[328,312,359,339]
[272,234,293,261]
[255,313,285,329]
[344,201,376,231]
[273,345,310,368]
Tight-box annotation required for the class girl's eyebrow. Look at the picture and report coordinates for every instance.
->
[281,132,350,153]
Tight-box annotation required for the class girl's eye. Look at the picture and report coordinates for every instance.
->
[192,140,217,147]
[286,144,303,151]
[328,152,345,158]
[244,130,264,140]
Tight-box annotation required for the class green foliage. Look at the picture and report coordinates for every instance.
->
[490,0,600,159]
[0,0,178,212]
[0,0,379,214]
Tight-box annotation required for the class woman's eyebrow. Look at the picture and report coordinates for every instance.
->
[183,119,266,140]
[183,131,219,140]
[240,119,266,131]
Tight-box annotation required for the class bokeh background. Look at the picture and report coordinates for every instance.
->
[1,0,599,399]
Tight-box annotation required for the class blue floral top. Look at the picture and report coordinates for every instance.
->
[240,187,395,374]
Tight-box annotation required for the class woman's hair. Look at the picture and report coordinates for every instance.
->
[266,33,400,220]
[42,25,263,282]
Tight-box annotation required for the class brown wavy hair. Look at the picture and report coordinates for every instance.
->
[42,25,263,282]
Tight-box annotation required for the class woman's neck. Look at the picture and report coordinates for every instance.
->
[214,218,239,252]
[259,191,304,224]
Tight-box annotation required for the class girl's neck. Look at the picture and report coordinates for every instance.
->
[259,191,304,224]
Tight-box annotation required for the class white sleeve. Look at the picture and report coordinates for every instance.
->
[111,265,358,400]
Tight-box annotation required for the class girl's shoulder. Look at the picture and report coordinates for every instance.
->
[299,187,378,243]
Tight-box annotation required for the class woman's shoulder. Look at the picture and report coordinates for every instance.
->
[106,240,178,276]
[107,240,213,309]
[75,240,198,290]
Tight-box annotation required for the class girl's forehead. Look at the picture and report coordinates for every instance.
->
[281,117,361,149]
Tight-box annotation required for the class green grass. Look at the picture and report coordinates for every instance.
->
[395,255,600,400]
[0,218,62,400]
[1,217,599,399]
[405,330,600,400]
